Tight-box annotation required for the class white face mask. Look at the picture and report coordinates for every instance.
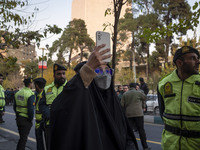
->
[94,72,111,90]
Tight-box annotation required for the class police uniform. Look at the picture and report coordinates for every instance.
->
[0,75,5,123]
[158,46,200,150]
[34,78,46,150]
[39,64,67,149]
[14,78,35,150]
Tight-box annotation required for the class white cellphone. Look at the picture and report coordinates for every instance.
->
[96,31,111,62]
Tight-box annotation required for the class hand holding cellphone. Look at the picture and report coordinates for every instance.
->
[96,31,111,62]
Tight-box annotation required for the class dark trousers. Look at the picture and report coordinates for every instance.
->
[35,126,45,150]
[0,111,4,122]
[44,126,50,150]
[128,116,148,149]
[16,115,32,150]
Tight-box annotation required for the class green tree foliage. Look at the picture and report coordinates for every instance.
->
[65,61,77,81]
[151,0,192,63]
[0,56,23,88]
[0,56,19,76]
[49,19,94,67]
[118,1,161,79]
[22,60,40,79]
[143,0,193,42]
[0,1,62,49]
[148,51,160,68]
[115,67,134,85]
[147,71,160,94]
[0,0,29,27]
[118,9,138,70]
[160,62,175,79]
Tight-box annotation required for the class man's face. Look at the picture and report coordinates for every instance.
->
[180,53,200,75]
[0,76,3,85]
[34,84,39,92]
[119,86,123,91]
[29,82,33,89]
[54,70,66,86]
[123,86,128,92]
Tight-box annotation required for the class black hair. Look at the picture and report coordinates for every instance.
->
[24,82,30,87]
[129,83,136,88]
[34,82,45,89]
[175,56,185,68]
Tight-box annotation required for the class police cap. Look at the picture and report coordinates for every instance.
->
[23,77,33,84]
[33,77,46,88]
[173,46,199,64]
[53,63,66,73]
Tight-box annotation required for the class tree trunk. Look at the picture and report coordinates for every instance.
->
[146,43,150,80]
[164,36,170,65]
[67,48,73,69]
[112,0,126,85]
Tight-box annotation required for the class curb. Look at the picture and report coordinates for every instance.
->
[144,115,164,125]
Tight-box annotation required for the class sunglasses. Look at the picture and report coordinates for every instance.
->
[95,67,114,76]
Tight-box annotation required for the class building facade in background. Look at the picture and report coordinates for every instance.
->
[6,45,36,63]
[71,0,135,69]
[71,0,115,40]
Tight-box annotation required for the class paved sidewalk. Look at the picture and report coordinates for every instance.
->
[0,115,162,150]
[0,135,31,150]
[144,115,163,125]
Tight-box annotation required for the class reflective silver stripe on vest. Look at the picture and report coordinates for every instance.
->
[163,113,200,121]
[17,95,24,101]
[0,97,5,100]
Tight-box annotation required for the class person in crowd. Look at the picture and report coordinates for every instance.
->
[136,83,147,113]
[4,88,10,106]
[10,88,14,105]
[49,44,138,150]
[121,83,150,150]
[34,78,46,150]
[123,84,129,93]
[157,46,200,150]
[116,90,120,96]
[117,85,124,101]
[14,87,19,94]
[139,77,149,95]
[39,63,67,150]
[0,74,5,123]
[14,78,35,150]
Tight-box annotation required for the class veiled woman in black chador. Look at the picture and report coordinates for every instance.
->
[49,45,138,150]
